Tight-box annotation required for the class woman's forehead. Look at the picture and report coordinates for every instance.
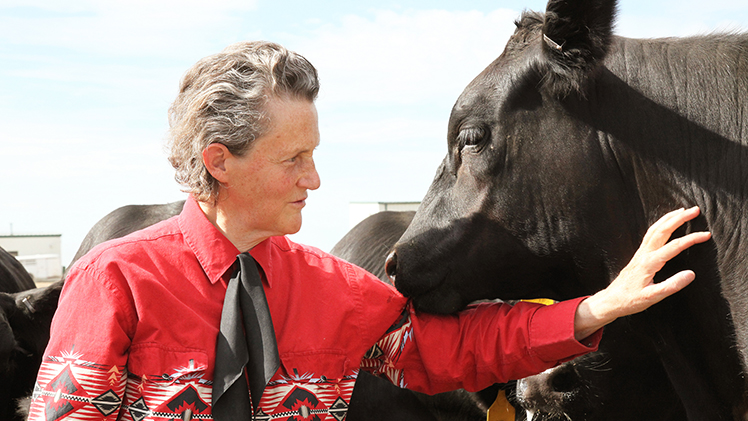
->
[249,99,319,157]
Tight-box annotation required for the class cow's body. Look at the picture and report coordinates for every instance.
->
[0,247,62,421]
[386,0,748,419]
[0,247,35,294]
[331,211,416,283]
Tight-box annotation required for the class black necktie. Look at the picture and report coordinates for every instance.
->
[213,252,280,420]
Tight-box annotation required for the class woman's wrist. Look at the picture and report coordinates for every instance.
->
[574,290,618,341]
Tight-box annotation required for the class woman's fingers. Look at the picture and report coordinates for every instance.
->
[653,231,712,264]
[602,207,710,318]
[644,270,697,305]
[641,208,684,244]
[643,206,701,249]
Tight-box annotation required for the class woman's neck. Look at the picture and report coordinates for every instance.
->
[198,199,270,252]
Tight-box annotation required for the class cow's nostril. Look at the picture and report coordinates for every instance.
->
[550,367,579,393]
[385,251,398,284]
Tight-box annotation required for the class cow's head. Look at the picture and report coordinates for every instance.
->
[386,0,653,313]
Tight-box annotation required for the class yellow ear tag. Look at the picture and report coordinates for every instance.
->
[521,298,556,306]
[487,389,515,421]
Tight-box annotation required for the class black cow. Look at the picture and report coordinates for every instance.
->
[0,247,62,421]
[385,0,748,419]
[332,215,673,421]
[57,203,484,421]
[0,248,35,293]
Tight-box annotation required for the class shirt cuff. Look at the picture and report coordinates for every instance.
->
[528,296,602,362]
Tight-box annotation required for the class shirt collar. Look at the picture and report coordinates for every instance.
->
[178,196,239,284]
[248,236,275,288]
[178,195,278,287]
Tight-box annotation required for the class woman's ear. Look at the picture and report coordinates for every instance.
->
[202,143,231,184]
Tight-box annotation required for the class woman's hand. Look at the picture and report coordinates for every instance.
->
[574,206,711,341]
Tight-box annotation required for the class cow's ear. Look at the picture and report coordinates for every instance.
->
[13,281,62,321]
[539,0,617,97]
[10,281,63,356]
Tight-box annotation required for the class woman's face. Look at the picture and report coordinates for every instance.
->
[223,98,321,239]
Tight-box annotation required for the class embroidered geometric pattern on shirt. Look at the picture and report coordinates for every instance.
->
[259,374,356,421]
[90,390,123,416]
[124,390,214,421]
[28,349,217,421]
[121,371,214,421]
[28,351,127,421]
[39,365,89,420]
[128,398,149,421]
[154,384,211,419]
[361,307,413,388]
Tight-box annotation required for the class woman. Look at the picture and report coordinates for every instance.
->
[27,41,709,421]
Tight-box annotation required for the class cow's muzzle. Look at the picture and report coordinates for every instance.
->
[385,251,397,285]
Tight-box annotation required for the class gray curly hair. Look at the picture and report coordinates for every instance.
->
[167,41,319,202]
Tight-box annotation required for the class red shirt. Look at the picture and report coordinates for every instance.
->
[28,196,600,421]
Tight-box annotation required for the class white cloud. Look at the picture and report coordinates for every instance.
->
[615,1,748,38]
[0,1,259,58]
[291,8,519,107]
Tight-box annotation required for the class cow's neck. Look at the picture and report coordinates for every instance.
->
[586,35,748,256]
[585,34,748,398]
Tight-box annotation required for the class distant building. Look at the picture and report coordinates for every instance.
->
[0,234,63,283]
[349,202,420,228]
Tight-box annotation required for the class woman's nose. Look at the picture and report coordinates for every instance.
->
[299,158,321,190]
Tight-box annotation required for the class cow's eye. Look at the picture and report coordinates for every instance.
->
[457,126,488,152]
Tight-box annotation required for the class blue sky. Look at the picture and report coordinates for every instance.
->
[2,0,748,265]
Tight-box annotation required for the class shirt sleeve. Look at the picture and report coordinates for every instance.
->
[363,297,601,395]
[27,261,136,421]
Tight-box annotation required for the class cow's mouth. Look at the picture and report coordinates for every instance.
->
[386,252,465,314]
[409,287,466,314]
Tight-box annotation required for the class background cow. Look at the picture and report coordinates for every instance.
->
[0,247,62,421]
[385,0,748,419]
[330,211,416,283]
[0,247,35,293]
